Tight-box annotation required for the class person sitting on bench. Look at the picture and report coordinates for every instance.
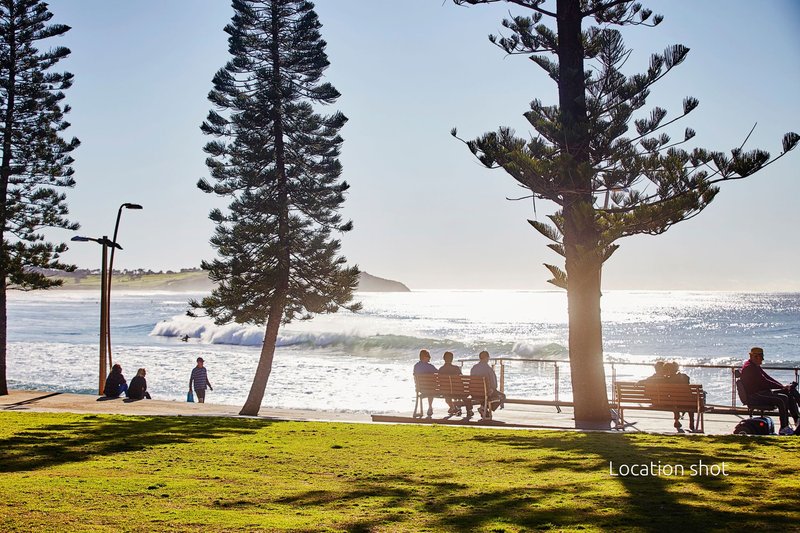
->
[470,350,505,418]
[663,362,698,432]
[413,349,438,417]
[741,347,799,435]
[638,361,698,432]
[438,351,473,417]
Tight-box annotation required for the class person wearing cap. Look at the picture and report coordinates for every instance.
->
[741,347,799,435]
[189,357,213,403]
[413,349,437,417]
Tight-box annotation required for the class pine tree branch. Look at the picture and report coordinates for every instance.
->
[582,0,632,18]
[454,0,556,18]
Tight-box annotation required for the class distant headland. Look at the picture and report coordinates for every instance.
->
[355,272,411,292]
[45,268,410,293]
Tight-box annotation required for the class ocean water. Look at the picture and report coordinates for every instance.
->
[6,290,800,414]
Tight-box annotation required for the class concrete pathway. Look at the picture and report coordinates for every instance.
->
[0,390,371,423]
[0,389,777,436]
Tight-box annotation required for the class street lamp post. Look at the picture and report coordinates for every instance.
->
[71,235,122,394]
[105,203,143,367]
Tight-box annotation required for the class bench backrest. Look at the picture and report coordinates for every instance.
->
[615,381,705,410]
[735,378,749,405]
[733,375,779,411]
[414,373,488,398]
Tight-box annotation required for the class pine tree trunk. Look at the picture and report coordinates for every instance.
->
[238,293,285,416]
[0,102,12,397]
[237,0,291,418]
[557,0,611,428]
[0,0,17,397]
[0,280,7,396]
[0,153,8,396]
[564,203,609,428]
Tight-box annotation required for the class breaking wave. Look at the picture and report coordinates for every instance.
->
[149,315,568,357]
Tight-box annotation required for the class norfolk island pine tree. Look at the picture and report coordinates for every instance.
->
[192,0,360,416]
[0,0,79,395]
[452,0,798,428]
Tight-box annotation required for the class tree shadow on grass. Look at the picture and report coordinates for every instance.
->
[275,482,415,533]
[273,433,799,531]
[276,471,599,532]
[466,432,800,530]
[0,415,265,473]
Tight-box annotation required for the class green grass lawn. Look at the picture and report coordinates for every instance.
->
[0,412,797,532]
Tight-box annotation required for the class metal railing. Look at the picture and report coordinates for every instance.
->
[458,357,800,411]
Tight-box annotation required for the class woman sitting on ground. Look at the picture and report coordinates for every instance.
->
[127,368,151,400]
[103,364,128,398]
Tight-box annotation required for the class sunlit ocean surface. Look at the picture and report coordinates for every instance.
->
[7,290,800,414]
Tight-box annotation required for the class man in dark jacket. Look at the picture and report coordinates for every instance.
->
[741,347,799,435]
[438,351,473,417]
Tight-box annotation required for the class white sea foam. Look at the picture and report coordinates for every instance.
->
[511,342,568,358]
[152,314,474,352]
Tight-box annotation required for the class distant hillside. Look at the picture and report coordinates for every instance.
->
[357,272,410,292]
[47,269,214,291]
[47,268,409,292]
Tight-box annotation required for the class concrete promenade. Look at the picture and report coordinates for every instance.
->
[1,389,778,436]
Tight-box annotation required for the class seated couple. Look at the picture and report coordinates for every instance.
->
[103,364,152,400]
[413,349,505,419]
[637,361,699,432]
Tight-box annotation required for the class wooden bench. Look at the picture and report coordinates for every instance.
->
[614,381,706,433]
[413,374,492,419]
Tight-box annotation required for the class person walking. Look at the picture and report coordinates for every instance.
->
[189,357,213,403]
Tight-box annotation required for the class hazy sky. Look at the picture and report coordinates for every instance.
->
[44,0,799,290]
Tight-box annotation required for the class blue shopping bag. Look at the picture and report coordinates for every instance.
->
[187,391,194,403]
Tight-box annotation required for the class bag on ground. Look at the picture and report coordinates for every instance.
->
[733,416,774,435]
[187,391,194,403]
